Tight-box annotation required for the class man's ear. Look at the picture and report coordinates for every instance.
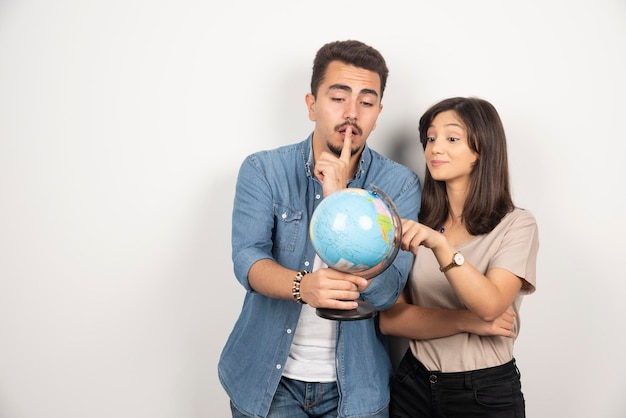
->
[305,93,316,122]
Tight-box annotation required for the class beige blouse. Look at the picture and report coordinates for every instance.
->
[408,208,539,372]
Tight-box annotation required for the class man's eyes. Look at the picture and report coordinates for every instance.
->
[330,97,375,106]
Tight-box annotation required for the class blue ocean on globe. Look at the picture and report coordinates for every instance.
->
[309,188,395,273]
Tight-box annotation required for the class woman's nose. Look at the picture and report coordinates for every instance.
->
[429,139,443,154]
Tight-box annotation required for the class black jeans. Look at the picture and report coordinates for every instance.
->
[390,349,525,418]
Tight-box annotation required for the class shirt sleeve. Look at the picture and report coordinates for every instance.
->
[231,154,275,291]
[360,173,422,309]
[490,209,539,294]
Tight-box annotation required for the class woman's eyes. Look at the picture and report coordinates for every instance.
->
[426,136,460,142]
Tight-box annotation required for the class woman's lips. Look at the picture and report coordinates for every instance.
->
[430,160,447,167]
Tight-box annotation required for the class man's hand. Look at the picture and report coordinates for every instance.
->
[314,126,353,197]
[299,266,369,310]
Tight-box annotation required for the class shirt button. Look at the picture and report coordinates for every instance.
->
[315,194,321,200]
[286,329,292,334]
[281,212,287,219]
[304,261,310,267]
[276,364,282,370]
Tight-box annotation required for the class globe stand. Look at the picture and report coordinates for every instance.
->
[313,185,402,322]
[316,300,377,321]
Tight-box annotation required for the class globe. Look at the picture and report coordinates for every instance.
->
[309,186,402,280]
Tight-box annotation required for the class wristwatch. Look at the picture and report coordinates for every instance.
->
[440,251,465,272]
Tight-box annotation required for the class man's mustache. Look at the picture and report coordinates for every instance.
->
[336,121,363,136]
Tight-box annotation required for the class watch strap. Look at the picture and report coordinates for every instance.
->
[440,251,461,273]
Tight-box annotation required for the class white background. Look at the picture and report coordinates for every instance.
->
[1,0,625,417]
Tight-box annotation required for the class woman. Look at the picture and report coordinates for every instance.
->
[379,97,539,417]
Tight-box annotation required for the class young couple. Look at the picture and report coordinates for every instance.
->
[219,39,539,418]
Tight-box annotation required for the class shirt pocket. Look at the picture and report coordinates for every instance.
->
[273,202,303,252]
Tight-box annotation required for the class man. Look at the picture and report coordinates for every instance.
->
[218,40,421,418]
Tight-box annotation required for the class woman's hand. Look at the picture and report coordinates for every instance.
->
[461,307,517,338]
[400,219,445,254]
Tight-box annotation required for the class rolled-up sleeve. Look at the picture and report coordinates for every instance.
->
[231,155,275,290]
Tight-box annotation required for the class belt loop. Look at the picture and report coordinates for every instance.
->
[464,371,472,389]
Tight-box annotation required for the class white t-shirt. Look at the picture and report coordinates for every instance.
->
[282,256,337,382]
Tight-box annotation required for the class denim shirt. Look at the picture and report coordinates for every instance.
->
[218,134,421,418]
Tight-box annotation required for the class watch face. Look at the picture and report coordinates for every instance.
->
[454,252,465,266]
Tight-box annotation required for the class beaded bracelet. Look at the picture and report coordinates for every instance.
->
[292,270,309,304]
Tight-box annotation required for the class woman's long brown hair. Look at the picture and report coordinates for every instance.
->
[418,97,514,236]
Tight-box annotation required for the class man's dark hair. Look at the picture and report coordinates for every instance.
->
[310,40,389,99]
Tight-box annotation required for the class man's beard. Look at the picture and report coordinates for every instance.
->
[327,142,362,158]
[328,122,363,157]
